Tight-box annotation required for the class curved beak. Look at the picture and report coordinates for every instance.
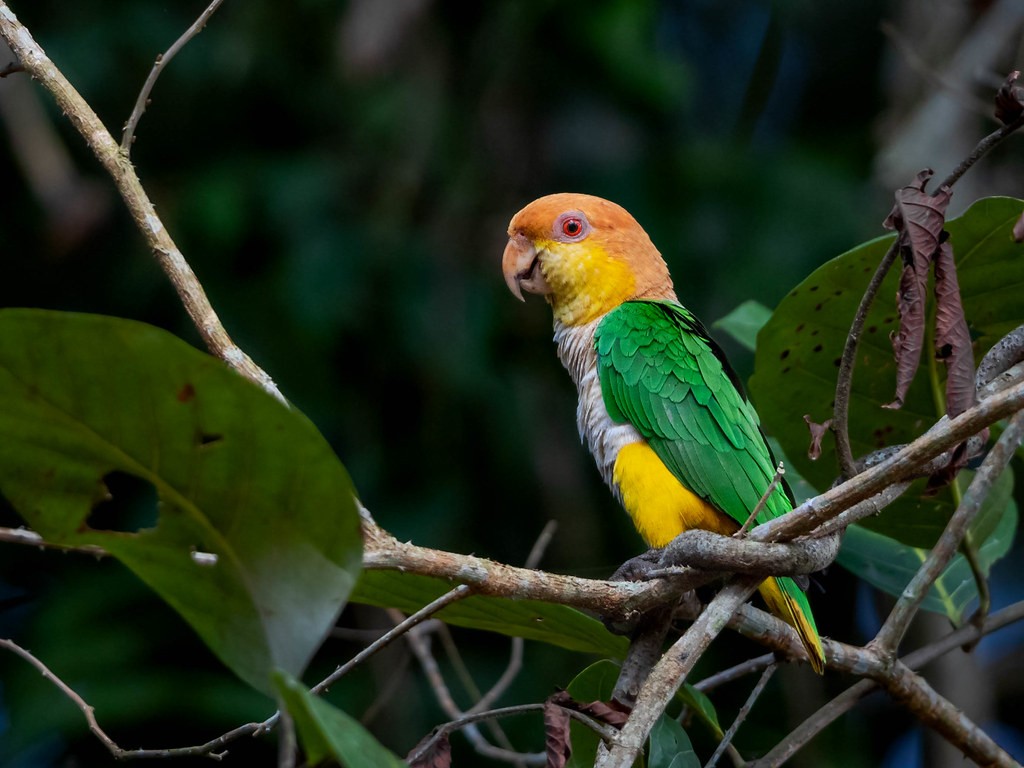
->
[502,233,551,301]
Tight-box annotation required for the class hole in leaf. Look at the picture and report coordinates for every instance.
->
[810,285,819,292]
[177,383,196,403]
[813,344,823,352]
[197,432,224,447]
[86,472,159,533]
[833,357,842,367]
[780,349,790,360]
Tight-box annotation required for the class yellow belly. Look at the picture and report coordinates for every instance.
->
[612,441,736,547]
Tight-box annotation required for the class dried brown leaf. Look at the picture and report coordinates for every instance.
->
[407,732,452,768]
[995,70,1024,125]
[882,171,952,409]
[933,241,977,418]
[803,414,832,460]
[543,699,572,768]
[549,690,631,728]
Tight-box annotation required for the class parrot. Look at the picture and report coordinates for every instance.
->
[501,192,825,673]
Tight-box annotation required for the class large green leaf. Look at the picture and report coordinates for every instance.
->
[837,472,1017,625]
[273,670,405,767]
[0,310,361,693]
[648,716,699,768]
[750,196,1024,546]
[352,570,629,658]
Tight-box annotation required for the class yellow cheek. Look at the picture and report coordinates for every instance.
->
[537,241,637,326]
[612,442,736,548]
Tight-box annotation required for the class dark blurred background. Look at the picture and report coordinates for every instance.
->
[2,1,1024,766]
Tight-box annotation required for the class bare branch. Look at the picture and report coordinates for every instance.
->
[597,577,762,768]
[977,324,1024,388]
[873,410,1024,654]
[0,3,284,403]
[0,636,266,760]
[658,528,841,577]
[121,0,228,154]
[695,653,776,694]
[705,663,777,768]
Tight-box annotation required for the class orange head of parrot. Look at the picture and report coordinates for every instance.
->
[502,193,676,326]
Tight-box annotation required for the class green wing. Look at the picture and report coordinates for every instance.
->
[595,300,791,526]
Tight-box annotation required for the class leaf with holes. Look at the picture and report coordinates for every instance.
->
[751,196,1024,547]
[0,310,361,694]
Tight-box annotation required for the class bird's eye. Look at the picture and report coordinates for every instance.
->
[557,213,589,241]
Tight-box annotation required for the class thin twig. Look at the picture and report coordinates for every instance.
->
[121,0,228,154]
[312,585,473,696]
[938,112,1024,189]
[0,638,135,759]
[0,60,21,76]
[276,708,296,768]
[737,462,784,536]
[406,703,619,767]
[705,664,777,768]
[524,520,558,569]
[872,410,1024,654]
[832,237,900,479]
[695,654,776,693]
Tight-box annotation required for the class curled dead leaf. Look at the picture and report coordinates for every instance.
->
[995,70,1024,125]
[881,171,953,410]
[803,415,832,460]
[933,241,977,418]
[543,698,572,768]
[407,732,451,768]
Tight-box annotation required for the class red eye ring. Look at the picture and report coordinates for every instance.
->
[562,217,583,237]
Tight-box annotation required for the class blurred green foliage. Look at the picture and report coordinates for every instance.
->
[2,0,1022,766]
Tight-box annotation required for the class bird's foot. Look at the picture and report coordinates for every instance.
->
[609,548,664,582]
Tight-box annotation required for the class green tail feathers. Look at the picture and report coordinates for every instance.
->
[758,576,826,674]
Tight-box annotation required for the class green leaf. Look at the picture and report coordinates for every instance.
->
[648,715,699,768]
[750,196,1024,546]
[836,472,1017,624]
[713,300,773,353]
[565,660,626,768]
[352,571,629,658]
[675,683,722,740]
[0,310,361,693]
[273,670,405,767]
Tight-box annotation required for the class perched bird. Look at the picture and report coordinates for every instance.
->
[502,193,825,673]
